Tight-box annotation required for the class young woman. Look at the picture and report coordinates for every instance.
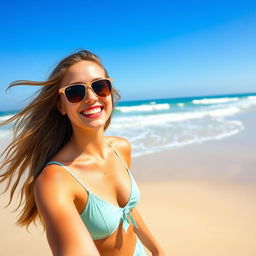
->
[0,50,165,256]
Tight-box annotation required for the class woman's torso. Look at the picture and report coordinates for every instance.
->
[46,136,140,255]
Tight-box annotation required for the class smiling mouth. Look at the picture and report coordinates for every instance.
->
[80,106,104,117]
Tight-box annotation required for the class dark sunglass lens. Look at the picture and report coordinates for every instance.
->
[65,85,85,103]
[92,80,112,97]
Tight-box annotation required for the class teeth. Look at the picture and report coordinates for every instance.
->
[82,107,101,115]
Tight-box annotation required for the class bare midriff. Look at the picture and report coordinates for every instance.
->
[94,223,137,256]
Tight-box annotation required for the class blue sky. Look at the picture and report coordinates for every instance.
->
[0,0,255,111]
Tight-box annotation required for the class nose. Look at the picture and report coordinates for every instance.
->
[83,87,98,103]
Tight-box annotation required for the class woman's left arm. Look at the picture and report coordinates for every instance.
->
[131,208,165,256]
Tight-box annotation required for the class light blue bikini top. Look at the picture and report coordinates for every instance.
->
[45,140,140,240]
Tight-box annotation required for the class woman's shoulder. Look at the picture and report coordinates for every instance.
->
[105,136,131,154]
[105,136,132,167]
[35,163,74,201]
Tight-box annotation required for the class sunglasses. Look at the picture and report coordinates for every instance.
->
[58,78,113,103]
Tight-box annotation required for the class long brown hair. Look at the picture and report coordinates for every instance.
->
[0,49,121,229]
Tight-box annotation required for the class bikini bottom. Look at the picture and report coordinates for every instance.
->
[133,236,147,256]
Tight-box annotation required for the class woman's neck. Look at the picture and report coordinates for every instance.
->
[69,126,108,160]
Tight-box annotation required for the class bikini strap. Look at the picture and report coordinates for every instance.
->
[104,139,130,172]
[45,161,90,193]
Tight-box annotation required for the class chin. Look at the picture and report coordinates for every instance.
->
[85,119,108,129]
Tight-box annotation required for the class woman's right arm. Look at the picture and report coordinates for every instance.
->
[34,165,100,256]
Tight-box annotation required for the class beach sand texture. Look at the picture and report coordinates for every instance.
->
[0,112,255,256]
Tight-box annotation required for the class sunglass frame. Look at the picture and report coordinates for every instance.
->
[58,78,113,100]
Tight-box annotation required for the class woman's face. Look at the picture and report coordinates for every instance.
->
[58,61,113,131]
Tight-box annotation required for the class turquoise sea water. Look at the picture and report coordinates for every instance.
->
[1,92,256,157]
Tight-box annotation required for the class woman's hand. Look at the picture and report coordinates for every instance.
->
[151,247,166,256]
[152,252,165,256]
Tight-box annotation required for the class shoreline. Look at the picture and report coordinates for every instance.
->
[132,109,256,185]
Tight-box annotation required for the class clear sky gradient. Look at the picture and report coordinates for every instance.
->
[0,0,255,111]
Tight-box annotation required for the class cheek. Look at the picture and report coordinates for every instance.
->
[59,98,78,117]
[106,97,113,115]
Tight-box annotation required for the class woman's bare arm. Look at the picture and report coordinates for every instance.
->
[132,208,165,256]
[34,165,100,256]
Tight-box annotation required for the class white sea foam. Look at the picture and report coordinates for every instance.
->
[107,118,245,158]
[111,105,244,129]
[192,97,239,105]
[223,96,256,111]
[107,96,252,157]
[115,103,170,113]
[0,129,12,139]
[0,114,14,122]
[247,96,256,100]
[208,106,240,117]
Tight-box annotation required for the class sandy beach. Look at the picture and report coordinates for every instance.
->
[1,111,256,256]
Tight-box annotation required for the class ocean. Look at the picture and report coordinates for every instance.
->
[1,93,256,157]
